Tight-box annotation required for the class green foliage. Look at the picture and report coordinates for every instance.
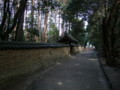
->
[48,21,59,43]
[27,28,39,36]
[61,0,93,45]
[70,19,86,45]
[87,7,104,48]
[26,28,39,42]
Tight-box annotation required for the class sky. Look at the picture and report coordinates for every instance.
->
[84,21,88,29]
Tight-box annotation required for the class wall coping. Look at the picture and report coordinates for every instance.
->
[0,41,72,50]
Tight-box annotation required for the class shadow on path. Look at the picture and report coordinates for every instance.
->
[27,50,111,90]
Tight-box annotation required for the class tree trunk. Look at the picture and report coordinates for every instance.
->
[31,0,34,29]
[102,17,111,64]
[1,0,28,40]
[0,0,8,38]
[103,0,120,65]
[15,8,25,41]
[111,6,119,62]
[61,20,65,36]
[43,12,49,43]
[37,8,41,42]
[58,11,61,33]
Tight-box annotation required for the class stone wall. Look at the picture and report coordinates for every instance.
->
[72,46,84,54]
[0,42,83,82]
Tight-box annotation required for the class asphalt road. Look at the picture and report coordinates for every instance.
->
[26,50,111,90]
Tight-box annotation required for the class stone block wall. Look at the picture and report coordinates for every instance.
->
[0,42,84,83]
[71,46,84,54]
[74,46,84,52]
[0,47,70,81]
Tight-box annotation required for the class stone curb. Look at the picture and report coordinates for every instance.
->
[98,58,120,90]
[98,59,114,90]
[102,66,120,90]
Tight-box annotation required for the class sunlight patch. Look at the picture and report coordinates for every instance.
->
[88,58,98,61]
[57,62,62,65]
[57,82,63,85]
[75,63,80,66]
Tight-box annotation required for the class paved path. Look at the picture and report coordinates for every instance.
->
[27,51,110,90]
